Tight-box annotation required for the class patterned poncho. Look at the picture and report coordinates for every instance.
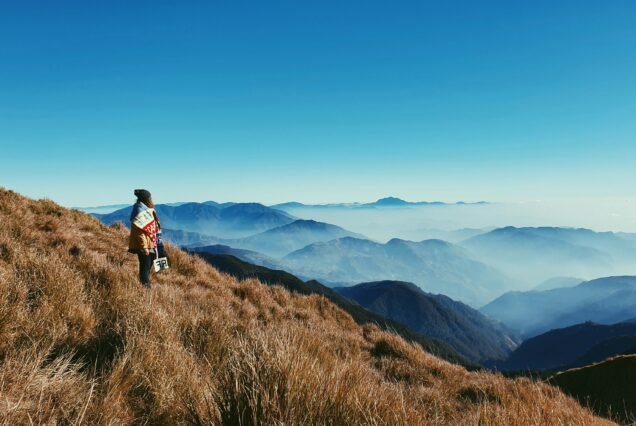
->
[130,202,157,247]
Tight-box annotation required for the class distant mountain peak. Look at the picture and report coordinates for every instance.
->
[386,237,408,245]
[272,198,490,210]
[354,280,425,294]
[261,219,361,236]
[374,197,410,206]
[420,238,454,247]
[289,219,323,226]
[224,202,269,211]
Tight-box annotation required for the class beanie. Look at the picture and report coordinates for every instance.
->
[134,189,152,202]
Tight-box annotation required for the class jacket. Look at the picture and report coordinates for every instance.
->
[128,202,157,253]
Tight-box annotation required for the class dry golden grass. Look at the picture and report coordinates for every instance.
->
[0,188,613,425]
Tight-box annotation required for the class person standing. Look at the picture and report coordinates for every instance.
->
[128,189,157,288]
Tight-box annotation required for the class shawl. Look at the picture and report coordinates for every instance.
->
[130,202,157,246]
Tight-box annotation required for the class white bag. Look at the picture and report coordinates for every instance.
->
[153,255,169,272]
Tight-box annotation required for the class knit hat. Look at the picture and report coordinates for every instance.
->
[134,189,152,203]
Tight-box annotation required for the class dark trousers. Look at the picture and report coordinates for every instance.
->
[137,252,153,288]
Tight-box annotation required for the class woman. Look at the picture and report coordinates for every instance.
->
[128,189,158,288]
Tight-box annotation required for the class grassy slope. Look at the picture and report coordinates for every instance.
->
[0,188,610,425]
[550,355,636,424]
[188,252,466,364]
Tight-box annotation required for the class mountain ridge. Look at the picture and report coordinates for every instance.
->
[214,219,366,258]
[481,276,636,337]
[94,201,295,238]
[335,280,519,363]
[272,197,489,210]
[492,321,636,371]
[463,226,636,287]
[283,236,509,306]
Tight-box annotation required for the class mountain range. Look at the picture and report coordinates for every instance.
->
[81,196,488,215]
[405,227,491,244]
[91,201,636,315]
[272,197,488,210]
[94,202,295,238]
[481,276,636,338]
[210,219,365,258]
[335,281,518,363]
[283,237,509,307]
[462,227,636,288]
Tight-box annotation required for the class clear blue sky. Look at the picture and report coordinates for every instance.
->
[1,1,635,206]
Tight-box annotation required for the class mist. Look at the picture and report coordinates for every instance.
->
[280,199,636,242]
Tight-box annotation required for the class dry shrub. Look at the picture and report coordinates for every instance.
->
[0,188,613,425]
